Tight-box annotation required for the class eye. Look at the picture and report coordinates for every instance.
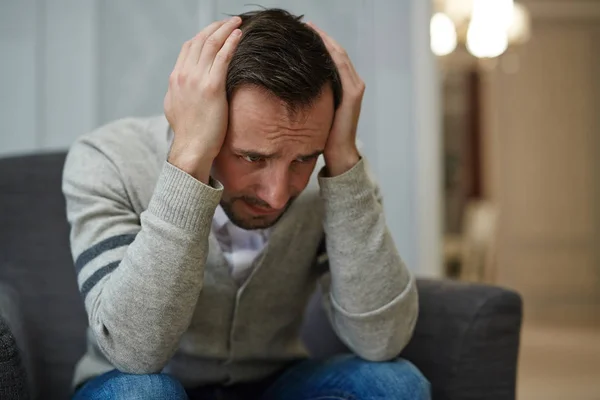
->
[294,157,313,164]
[242,155,263,163]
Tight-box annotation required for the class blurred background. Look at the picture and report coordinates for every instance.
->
[432,1,600,399]
[0,0,598,398]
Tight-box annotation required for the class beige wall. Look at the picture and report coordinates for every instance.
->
[482,8,600,325]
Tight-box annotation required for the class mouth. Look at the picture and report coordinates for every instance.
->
[242,200,280,216]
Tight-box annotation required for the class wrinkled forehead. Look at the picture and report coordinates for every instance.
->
[227,86,333,150]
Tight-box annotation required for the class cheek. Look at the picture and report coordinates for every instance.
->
[289,164,316,195]
[213,155,256,193]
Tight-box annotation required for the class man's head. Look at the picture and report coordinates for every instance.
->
[211,9,341,230]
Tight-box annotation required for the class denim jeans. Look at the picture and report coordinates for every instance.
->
[73,354,431,400]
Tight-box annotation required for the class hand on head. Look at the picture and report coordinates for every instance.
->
[164,17,243,183]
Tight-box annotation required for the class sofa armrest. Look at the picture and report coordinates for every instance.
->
[401,279,523,400]
[0,281,32,400]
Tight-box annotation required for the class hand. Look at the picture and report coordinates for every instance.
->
[165,17,243,183]
[307,22,364,177]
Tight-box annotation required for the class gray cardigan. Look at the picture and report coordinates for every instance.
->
[61,116,418,389]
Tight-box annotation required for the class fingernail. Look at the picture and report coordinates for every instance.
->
[230,16,241,24]
[232,29,241,37]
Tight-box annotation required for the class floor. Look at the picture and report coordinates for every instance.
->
[518,322,600,399]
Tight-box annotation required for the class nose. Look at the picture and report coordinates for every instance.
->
[257,166,290,211]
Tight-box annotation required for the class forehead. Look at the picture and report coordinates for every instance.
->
[227,86,333,151]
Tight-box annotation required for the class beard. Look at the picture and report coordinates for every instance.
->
[220,195,296,230]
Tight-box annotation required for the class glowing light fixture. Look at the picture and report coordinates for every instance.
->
[432,0,530,59]
[466,18,509,58]
[507,2,531,44]
[471,0,514,29]
[431,13,458,56]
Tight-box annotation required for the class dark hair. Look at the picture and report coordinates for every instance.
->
[226,8,342,114]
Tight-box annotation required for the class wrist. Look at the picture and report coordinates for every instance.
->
[168,143,215,184]
[324,146,360,177]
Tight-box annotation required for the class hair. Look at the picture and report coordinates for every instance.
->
[226,8,342,114]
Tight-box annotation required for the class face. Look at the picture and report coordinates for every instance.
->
[212,86,334,230]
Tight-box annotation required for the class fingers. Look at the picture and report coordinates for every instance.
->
[306,22,339,54]
[183,19,228,71]
[307,22,363,89]
[169,16,243,101]
[198,16,242,70]
[173,41,192,73]
[209,29,242,81]
[307,22,341,54]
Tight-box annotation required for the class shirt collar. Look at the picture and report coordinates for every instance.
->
[212,205,230,232]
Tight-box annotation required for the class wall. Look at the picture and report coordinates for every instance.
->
[482,1,600,324]
[0,1,441,276]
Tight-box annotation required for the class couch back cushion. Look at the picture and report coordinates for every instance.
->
[0,152,87,399]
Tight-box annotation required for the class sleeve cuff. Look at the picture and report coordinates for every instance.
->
[329,273,417,320]
[317,158,379,219]
[147,162,223,233]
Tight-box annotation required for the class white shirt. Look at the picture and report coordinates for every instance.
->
[211,205,271,286]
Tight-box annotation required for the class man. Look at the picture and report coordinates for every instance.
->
[64,8,430,400]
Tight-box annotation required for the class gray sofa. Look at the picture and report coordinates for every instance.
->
[0,152,523,400]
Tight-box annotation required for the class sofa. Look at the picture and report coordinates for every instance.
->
[0,152,523,400]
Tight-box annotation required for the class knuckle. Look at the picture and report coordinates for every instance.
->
[169,72,178,85]
[214,50,230,64]
[177,72,192,86]
[357,80,366,93]
[201,79,220,95]
[205,35,220,48]
[355,89,365,99]
[194,33,207,45]
[339,61,350,70]
[163,95,173,113]
[351,85,364,98]
[187,74,201,87]
[335,47,347,57]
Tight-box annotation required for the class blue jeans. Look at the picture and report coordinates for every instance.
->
[73,354,431,400]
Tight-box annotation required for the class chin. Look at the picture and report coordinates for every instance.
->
[222,197,293,230]
[236,213,282,230]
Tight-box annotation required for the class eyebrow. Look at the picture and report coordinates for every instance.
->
[233,148,323,160]
[296,150,323,160]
